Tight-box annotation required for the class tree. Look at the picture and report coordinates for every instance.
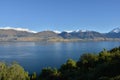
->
[39,67,61,80]
[77,53,98,69]
[31,72,37,80]
[0,62,30,80]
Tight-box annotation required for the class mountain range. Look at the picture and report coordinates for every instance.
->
[0,27,120,41]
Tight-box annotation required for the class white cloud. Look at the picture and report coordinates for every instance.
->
[0,27,37,33]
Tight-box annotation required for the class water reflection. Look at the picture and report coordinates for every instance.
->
[0,41,120,74]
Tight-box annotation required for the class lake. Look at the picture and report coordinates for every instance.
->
[0,41,120,74]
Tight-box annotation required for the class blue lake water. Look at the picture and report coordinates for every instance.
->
[0,41,120,74]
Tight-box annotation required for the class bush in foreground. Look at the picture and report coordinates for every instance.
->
[0,62,30,80]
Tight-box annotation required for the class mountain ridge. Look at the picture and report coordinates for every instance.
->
[109,27,120,33]
[0,27,119,34]
[0,27,119,41]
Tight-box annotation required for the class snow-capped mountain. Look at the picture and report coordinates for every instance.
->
[0,27,119,41]
[105,27,120,38]
[59,29,104,39]
[110,27,120,33]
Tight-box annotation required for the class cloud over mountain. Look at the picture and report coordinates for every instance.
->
[0,27,37,33]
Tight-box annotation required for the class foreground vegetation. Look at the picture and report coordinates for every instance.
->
[1,47,120,80]
[0,62,30,80]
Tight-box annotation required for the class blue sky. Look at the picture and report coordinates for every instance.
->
[0,0,120,33]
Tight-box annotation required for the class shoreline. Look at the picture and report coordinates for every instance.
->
[0,38,120,42]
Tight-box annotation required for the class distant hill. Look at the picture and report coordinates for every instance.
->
[0,27,120,41]
[105,33,120,38]
[0,29,33,37]
[0,29,62,41]
[0,29,34,41]
[59,30,105,40]
[34,31,61,38]
[33,31,63,41]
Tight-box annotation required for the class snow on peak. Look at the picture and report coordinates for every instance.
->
[63,30,74,33]
[53,30,61,33]
[77,30,88,32]
[62,29,89,33]
[0,27,37,33]
[110,27,120,33]
[73,29,89,33]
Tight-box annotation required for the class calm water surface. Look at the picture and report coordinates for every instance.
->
[0,41,120,74]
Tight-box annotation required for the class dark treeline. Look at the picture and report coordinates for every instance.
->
[1,47,120,80]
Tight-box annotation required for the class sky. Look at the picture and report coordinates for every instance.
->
[0,0,120,33]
